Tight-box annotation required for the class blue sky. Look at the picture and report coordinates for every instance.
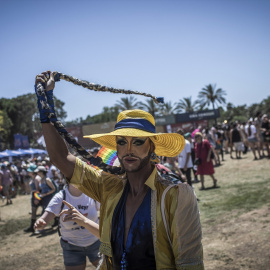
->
[0,0,269,121]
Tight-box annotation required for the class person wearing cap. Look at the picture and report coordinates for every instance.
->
[34,165,56,214]
[35,71,204,269]
[46,157,61,187]
[24,164,41,233]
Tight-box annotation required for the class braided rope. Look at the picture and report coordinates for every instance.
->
[48,115,124,175]
[37,71,158,175]
[38,72,164,174]
[54,72,164,104]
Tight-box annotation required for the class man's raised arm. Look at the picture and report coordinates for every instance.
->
[35,71,75,179]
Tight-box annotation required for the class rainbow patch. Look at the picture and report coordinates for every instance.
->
[34,192,42,200]
[97,147,118,166]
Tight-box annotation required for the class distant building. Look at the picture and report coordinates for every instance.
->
[156,109,220,133]
[66,109,220,149]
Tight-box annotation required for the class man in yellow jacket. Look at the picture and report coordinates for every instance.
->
[35,71,204,269]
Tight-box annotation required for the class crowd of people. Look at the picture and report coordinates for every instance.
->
[160,112,270,190]
[0,152,102,269]
[1,70,269,269]
[0,111,269,268]
[0,157,65,206]
[217,113,270,161]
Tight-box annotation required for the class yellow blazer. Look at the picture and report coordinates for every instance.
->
[70,158,204,270]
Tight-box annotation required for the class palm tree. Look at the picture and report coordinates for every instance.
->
[115,96,140,111]
[101,106,119,122]
[158,101,176,116]
[198,84,226,110]
[138,99,159,117]
[175,96,199,113]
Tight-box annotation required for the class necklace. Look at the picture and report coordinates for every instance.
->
[121,249,127,270]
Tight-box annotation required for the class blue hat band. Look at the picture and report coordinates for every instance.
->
[114,118,156,133]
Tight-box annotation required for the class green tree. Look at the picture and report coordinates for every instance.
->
[115,96,140,111]
[220,103,248,124]
[138,99,159,117]
[66,106,120,126]
[247,96,270,119]
[158,101,176,116]
[262,96,270,115]
[65,117,83,126]
[175,97,199,113]
[0,93,67,148]
[100,106,119,122]
[0,110,13,149]
[198,84,226,110]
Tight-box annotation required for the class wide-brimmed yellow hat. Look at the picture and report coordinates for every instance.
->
[84,109,185,157]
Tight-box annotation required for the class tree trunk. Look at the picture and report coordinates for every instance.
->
[212,102,217,124]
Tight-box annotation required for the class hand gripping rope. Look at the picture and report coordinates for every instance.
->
[35,72,164,175]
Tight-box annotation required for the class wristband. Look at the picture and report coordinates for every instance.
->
[45,90,58,123]
[35,83,50,123]
[35,84,58,123]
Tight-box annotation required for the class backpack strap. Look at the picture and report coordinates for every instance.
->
[161,184,176,248]
[57,189,66,237]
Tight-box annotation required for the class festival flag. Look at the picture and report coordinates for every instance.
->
[97,146,118,166]
[14,134,22,149]
[37,135,46,147]
[34,192,42,200]
[22,135,30,149]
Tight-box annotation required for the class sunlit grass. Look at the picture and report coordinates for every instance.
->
[198,179,270,223]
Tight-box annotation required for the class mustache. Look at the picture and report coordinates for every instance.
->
[121,154,140,159]
[119,149,152,160]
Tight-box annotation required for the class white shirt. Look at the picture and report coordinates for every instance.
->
[46,187,99,247]
[245,124,257,139]
[178,139,193,169]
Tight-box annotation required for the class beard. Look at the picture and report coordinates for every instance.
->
[118,150,152,173]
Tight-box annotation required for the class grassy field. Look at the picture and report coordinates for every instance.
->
[0,151,269,269]
[195,152,270,269]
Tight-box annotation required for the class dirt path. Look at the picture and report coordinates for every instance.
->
[0,195,95,270]
[0,152,269,269]
[203,206,270,269]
